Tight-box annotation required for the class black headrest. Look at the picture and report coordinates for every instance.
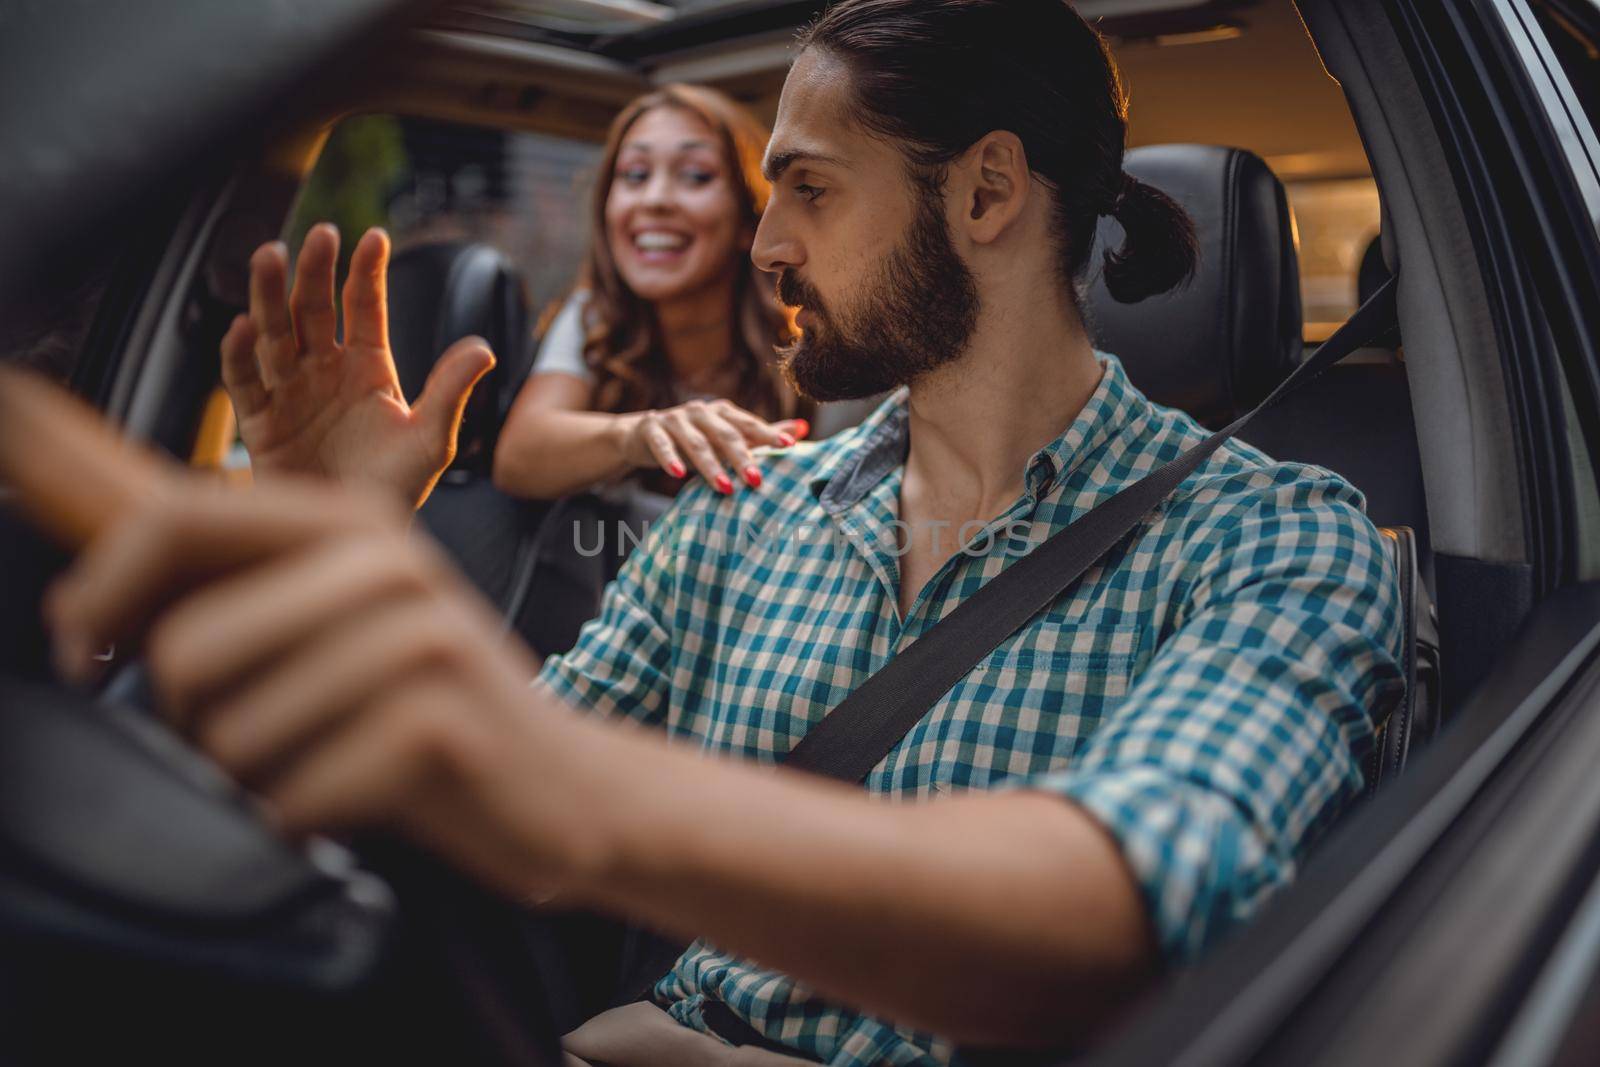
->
[1084,145,1302,427]
[387,242,531,475]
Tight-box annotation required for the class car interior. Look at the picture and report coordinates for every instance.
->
[2,0,1599,1063]
[270,0,1448,758]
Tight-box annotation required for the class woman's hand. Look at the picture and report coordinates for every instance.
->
[617,398,809,494]
[221,224,497,509]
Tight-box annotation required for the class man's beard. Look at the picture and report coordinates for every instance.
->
[776,186,980,402]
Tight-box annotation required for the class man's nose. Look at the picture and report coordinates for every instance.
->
[752,202,801,274]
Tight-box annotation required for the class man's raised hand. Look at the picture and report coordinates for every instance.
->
[220,224,496,509]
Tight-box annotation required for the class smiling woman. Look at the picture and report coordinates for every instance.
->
[490,84,812,503]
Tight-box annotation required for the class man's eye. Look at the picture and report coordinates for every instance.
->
[795,183,824,203]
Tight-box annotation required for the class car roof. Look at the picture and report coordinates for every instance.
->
[425,0,1369,181]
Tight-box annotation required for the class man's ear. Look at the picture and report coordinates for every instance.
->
[957,131,1030,246]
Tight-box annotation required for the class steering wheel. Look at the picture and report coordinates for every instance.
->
[0,671,565,1066]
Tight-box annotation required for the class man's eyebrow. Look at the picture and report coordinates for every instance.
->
[762,149,848,183]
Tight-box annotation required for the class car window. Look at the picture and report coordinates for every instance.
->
[205,113,607,476]
[1284,178,1382,343]
[286,113,603,323]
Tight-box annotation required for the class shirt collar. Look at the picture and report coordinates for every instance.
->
[809,353,1140,514]
[809,388,910,514]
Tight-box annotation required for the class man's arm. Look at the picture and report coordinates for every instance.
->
[36,473,1151,1044]
[1036,472,1408,961]
[555,734,1158,1043]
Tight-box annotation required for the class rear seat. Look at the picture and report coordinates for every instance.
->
[386,241,546,609]
[1085,143,1440,785]
[385,242,756,660]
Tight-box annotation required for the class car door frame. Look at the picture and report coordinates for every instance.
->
[1085,0,1600,1061]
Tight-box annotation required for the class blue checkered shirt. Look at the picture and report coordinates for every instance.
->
[536,353,1406,1066]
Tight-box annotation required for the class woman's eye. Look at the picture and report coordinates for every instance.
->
[617,166,650,184]
[795,183,824,203]
[679,168,716,186]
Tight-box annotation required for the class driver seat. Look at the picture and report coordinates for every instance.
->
[1084,144,1443,790]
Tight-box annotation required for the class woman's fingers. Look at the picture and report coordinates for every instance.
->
[248,241,299,387]
[343,227,391,352]
[775,417,810,444]
[637,415,687,479]
[290,223,341,355]
[686,402,759,489]
[650,401,783,493]
[661,409,732,494]
[219,314,267,415]
[717,403,794,450]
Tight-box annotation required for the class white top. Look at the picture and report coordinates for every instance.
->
[526,291,717,405]
[529,293,595,383]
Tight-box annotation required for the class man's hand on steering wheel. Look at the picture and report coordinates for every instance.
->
[44,476,596,902]
[0,346,594,907]
[221,224,496,509]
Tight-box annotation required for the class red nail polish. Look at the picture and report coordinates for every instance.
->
[793,419,811,440]
[667,461,687,478]
[744,466,762,489]
[777,433,796,448]
[715,474,733,494]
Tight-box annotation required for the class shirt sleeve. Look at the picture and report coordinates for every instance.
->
[528,292,594,383]
[1021,470,1407,962]
[533,483,706,728]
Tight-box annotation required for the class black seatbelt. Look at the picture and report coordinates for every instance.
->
[783,276,1400,783]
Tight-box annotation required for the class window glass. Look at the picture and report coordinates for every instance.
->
[286,113,603,323]
[211,113,604,475]
[1283,178,1382,342]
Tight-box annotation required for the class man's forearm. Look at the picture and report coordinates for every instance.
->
[511,698,1156,1045]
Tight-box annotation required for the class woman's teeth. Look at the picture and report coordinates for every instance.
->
[634,231,690,251]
